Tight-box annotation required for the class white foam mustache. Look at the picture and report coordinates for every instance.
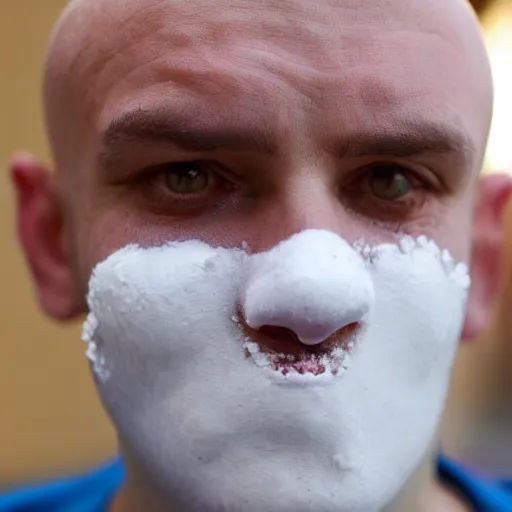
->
[83,229,469,384]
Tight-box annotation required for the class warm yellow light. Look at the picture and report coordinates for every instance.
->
[484,1,512,174]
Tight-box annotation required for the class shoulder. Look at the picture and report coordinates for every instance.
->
[438,456,512,512]
[0,459,123,512]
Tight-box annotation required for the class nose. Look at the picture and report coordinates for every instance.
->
[242,230,375,346]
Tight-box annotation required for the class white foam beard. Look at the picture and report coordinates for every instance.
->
[82,230,470,512]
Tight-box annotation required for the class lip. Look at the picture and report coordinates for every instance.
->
[236,313,360,376]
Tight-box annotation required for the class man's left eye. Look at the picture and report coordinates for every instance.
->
[341,162,433,225]
[365,164,412,201]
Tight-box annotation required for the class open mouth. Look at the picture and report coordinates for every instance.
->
[236,316,360,376]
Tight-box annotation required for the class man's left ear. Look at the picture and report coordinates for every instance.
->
[462,173,512,341]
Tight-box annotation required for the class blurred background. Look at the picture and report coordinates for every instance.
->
[0,0,511,489]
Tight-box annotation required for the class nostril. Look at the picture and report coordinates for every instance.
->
[259,325,300,345]
[257,324,313,357]
[256,322,360,353]
[245,321,361,362]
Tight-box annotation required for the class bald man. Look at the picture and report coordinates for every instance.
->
[3,0,512,511]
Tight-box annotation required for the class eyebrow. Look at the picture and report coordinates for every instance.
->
[99,108,277,167]
[98,107,477,169]
[334,121,477,162]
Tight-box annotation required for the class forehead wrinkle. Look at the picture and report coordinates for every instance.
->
[50,0,486,72]
[54,0,484,83]
[97,27,480,120]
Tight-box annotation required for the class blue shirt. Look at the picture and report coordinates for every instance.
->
[1,457,510,511]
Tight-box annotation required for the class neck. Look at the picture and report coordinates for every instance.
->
[111,452,470,512]
[110,454,178,512]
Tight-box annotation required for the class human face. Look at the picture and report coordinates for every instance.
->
[13,0,496,510]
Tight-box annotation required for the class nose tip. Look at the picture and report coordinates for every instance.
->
[242,230,375,348]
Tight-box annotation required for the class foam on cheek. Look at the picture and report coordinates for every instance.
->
[82,313,107,381]
[82,241,247,383]
[81,230,470,512]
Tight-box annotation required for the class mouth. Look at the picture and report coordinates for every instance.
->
[236,315,360,377]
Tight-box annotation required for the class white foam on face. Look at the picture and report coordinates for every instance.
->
[82,230,469,512]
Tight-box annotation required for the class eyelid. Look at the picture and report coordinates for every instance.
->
[151,162,221,194]
[143,160,242,188]
[133,161,206,187]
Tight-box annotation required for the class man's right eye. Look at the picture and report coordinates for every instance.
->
[160,162,213,195]
[152,161,218,196]
[136,160,235,215]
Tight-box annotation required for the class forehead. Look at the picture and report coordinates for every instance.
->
[57,0,490,160]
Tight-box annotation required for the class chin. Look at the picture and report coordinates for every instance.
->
[122,441,405,512]
[107,374,445,512]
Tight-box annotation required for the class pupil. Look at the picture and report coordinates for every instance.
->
[372,168,409,199]
[394,175,408,194]
[167,165,207,193]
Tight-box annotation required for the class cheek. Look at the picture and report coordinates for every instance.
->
[388,192,473,263]
[75,207,248,277]
[430,204,473,263]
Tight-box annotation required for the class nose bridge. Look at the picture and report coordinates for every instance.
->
[242,230,375,346]
[250,170,349,253]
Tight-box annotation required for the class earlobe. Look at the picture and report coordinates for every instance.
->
[462,173,512,341]
[10,153,81,320]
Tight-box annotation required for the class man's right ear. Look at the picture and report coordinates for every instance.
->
[10,153,82,320]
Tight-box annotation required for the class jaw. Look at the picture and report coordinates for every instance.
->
[382,440,445,512]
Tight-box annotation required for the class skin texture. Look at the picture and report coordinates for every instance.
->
[10,0,512,510]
